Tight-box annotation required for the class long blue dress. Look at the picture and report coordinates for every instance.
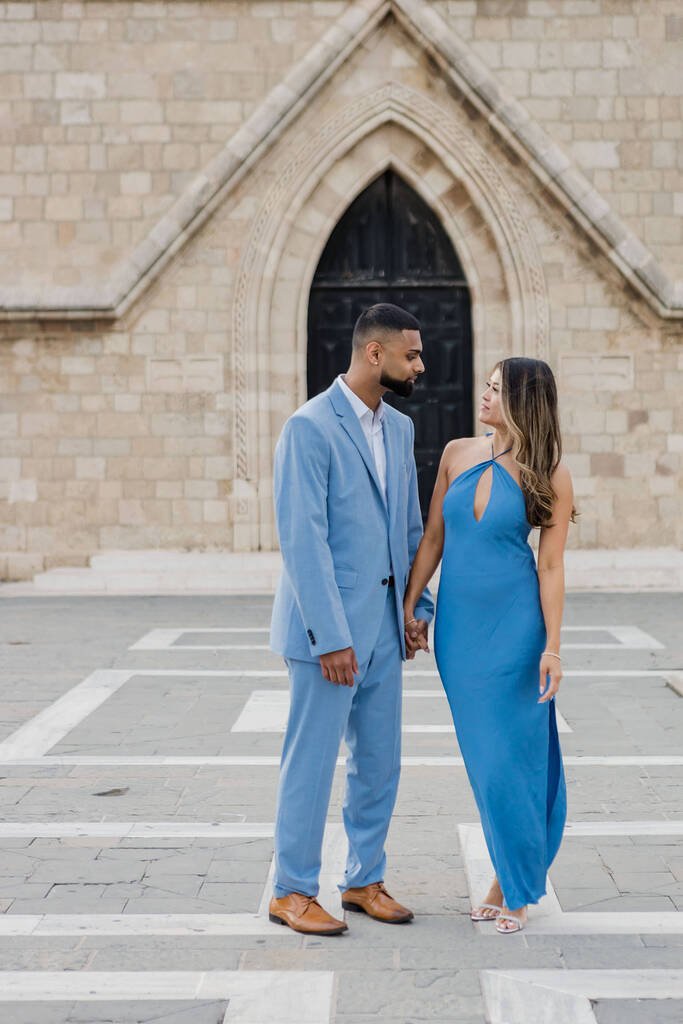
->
[434,438,566,910]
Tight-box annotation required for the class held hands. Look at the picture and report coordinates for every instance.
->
[320,646,359,687]
[538,651,562,703]
[403,608,429,660]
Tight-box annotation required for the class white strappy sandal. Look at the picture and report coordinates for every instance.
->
[495,911,526,934]
[469,902,502,922]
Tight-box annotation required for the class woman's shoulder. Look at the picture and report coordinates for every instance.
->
[443,435,486,459]
[441,435,485,476]
[551,460,574,496]
[551,459,572,482]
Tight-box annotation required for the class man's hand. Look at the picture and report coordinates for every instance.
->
[404,618,429,659]
[320,646,359,687]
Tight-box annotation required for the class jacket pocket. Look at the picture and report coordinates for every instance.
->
[335,568,358,589]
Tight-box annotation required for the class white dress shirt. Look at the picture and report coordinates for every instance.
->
[337,374,387,501]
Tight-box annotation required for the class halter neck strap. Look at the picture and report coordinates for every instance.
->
[491,443,512,461]
[486,433,512,461]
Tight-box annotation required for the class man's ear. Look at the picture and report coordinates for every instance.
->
[366,341,382,366]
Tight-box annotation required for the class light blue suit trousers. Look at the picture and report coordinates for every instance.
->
[273,589,402,897]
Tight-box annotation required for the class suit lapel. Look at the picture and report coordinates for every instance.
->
[328,381,387,512]
[382,410,400,528]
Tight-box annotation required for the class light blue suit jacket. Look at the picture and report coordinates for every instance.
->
[270,379,434,665]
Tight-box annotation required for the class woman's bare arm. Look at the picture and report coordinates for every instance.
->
[537,462,574,702]
[403,441,460,624]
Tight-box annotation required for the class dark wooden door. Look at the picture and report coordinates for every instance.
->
[307,170,472,521]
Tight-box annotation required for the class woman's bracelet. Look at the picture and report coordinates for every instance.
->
[405,618,418,627]
[543,651,562,661]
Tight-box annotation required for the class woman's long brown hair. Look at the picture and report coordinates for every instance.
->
[495,357,577,528]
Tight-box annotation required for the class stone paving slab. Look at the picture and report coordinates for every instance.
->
[0,1005,230,1024]
[595,1004,683,1024]
[0,593,680,1022]
[1,765,682,822]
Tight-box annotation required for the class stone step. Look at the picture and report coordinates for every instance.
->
[3,548,682,595]
[30,568,280,595]
[89,551,283,572]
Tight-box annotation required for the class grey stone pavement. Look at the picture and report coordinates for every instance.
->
[0,591,681,1023]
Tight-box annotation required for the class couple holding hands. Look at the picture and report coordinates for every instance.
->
[269,303,574,937]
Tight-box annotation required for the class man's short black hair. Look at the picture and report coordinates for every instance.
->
[352,303,420,350]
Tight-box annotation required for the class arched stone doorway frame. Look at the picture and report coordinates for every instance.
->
[232,83,549,550]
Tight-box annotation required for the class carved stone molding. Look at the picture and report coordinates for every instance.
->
[231,83,550,547]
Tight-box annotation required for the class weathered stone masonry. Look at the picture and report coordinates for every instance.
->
[0,0,681,578]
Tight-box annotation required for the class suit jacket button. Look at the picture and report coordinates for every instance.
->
[381,578,388,586]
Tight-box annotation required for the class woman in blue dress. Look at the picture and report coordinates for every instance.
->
[403,357,575,934]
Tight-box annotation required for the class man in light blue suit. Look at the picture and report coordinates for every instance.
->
[269,304,434,936]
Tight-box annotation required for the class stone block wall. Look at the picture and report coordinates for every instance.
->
[0,0,681,579]
[0,0,345,289]
[435,0,683,282]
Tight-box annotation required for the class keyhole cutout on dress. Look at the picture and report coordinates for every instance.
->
[473,464,493,523]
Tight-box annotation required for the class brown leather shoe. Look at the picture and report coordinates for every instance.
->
[341,882,414,923]
[269,893,348,935]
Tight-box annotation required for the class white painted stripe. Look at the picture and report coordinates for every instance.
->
[0,971,335,1021]
[403,690,447,697]
[232,690,290,732]
[563,625,664,649]
[130,669,291,676]
[561,755,683,766]
[485,969,683,1000]
[152,641,656,652]
[10,819,674,844]
[130,628,269,650]
[10,667,663,679]
[0,915,285,937]
[565,821,683,836]
[460,822,562,924]
[231,689,572,734]
[17,910,670,939]
[516,915,683,935]
[130,624,664,651]
[461,821,683,937]
[3,753,682,767]
[0,670,131,762]
[405,670,670,678]
[558,644,662,650]
[159,644,271,651]
[482,970,683,1024]
[167,645,271,650]
[0,822,275,838]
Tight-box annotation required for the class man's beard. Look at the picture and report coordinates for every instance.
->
[380,370,415,398]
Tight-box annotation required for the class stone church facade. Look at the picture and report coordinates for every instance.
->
[0,0,681,579]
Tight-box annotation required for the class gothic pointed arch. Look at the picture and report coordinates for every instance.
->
[307,169,473,520]
[231,85,549,549]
